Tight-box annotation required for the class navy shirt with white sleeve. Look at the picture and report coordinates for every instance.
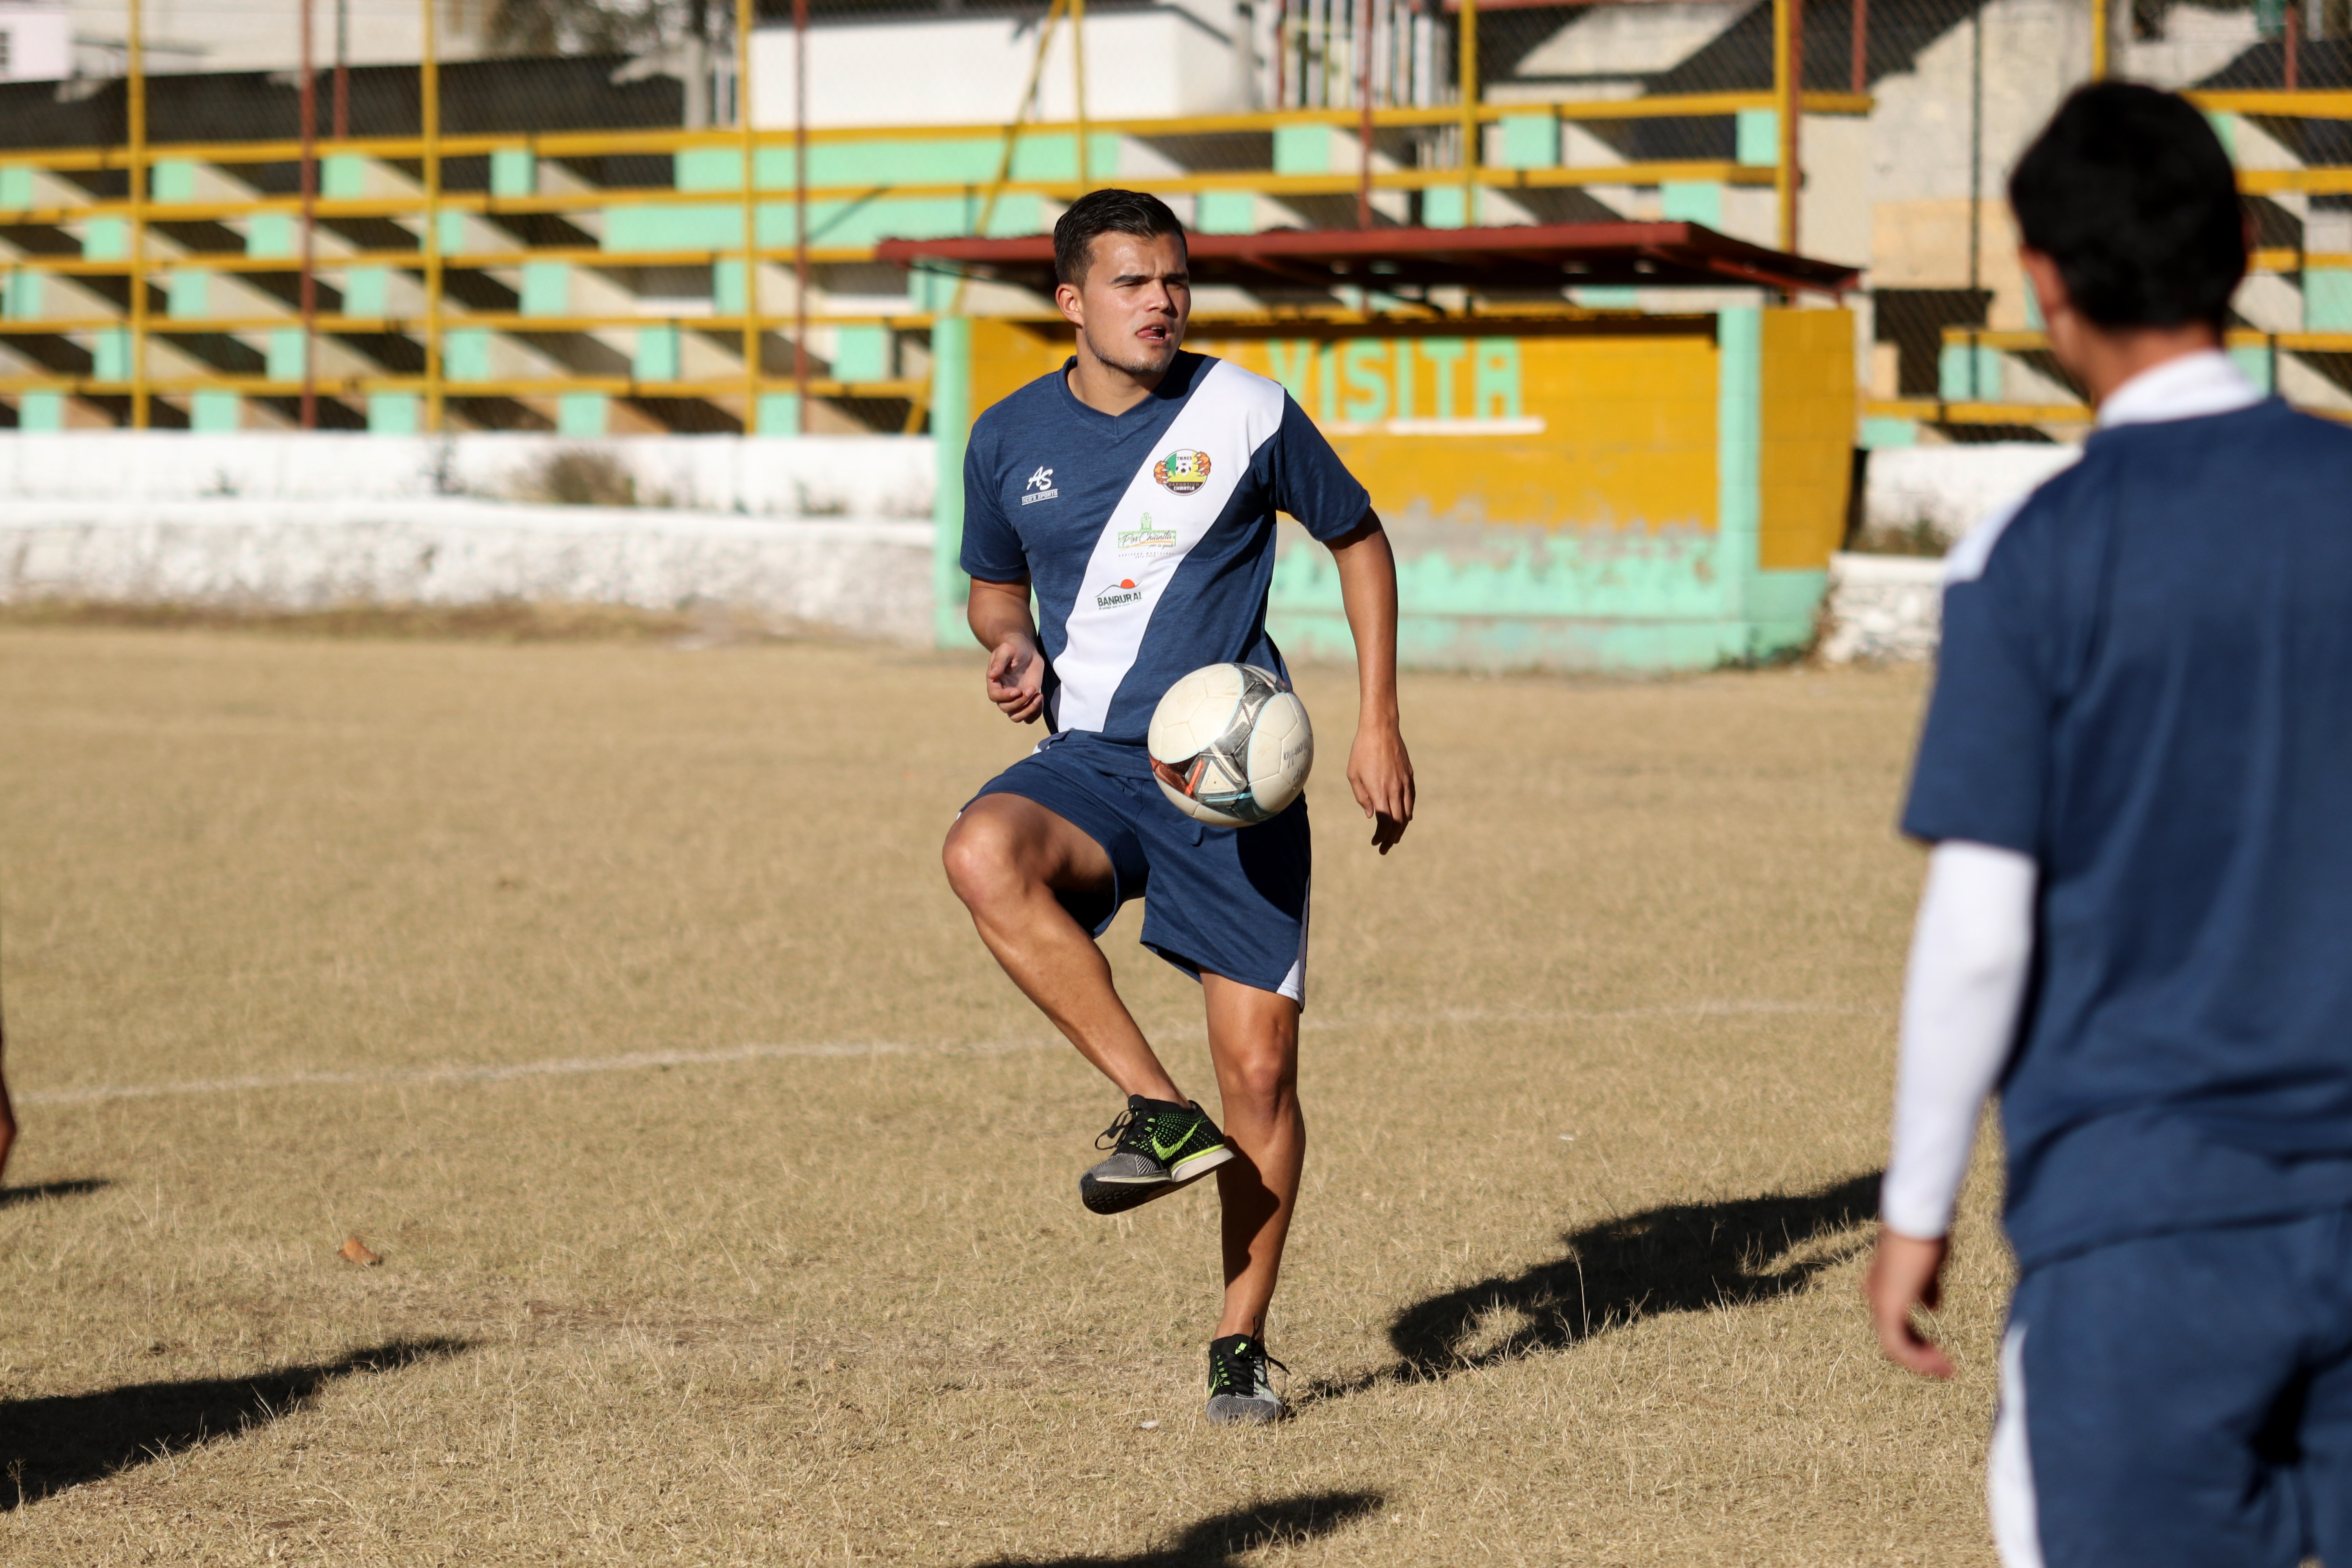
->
[1902,355,2352,1269]
[960,351,1370,744]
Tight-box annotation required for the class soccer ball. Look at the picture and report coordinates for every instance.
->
[1147,664,1314,827]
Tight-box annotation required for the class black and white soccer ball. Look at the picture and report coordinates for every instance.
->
[1146,663,1314,827]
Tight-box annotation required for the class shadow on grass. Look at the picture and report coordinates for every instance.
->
[967,1490,1385,1567]
[0,1179,111,1209]
[1305,1171,1882,1403]
[0,1337,470,1509]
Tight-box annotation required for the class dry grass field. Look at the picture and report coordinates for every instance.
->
[0,623,2009,1566]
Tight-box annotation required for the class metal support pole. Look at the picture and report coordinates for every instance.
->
[2091,0,2109,79]
[423,0,442,433]
[1074,0,1091,192]
[795,0,809,434]
[1850,0,1867,94]
[1357,0,1375,227]
[737,0,760,434]
[2288,0,2302,88]
[128,0,147,428]
[1775,0,1801,254]
[1459,0,1477,224]
[300,0,318,430]
[1967,0,1982,397]
[334,0,350,138]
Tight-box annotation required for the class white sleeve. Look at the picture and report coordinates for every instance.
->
[1880,840,2040,1239]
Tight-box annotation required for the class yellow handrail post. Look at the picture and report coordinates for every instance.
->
[793,0,809,435]
[423,0,442,434]
[1775,0,1801,254]
[1074,0,1091,192]
[128,0,147,428]
[300,0,318,430]
[738,0,762,434]
[1459,0,1478,225]
[2092,0,2109,80]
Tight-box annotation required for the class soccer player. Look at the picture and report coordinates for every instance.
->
[1866,82,2352,1564]
[941,189,1413,1425]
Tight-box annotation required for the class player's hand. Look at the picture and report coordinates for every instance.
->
[985,633,1047,724]
[1347,716,1414,854]
[1866,1227,1955,1379]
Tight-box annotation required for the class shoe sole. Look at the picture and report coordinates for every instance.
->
[1205,1394,1285,1425]
[1078,1144,1235,1216]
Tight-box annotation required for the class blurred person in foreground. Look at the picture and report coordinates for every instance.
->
[1866,81,2352,1566]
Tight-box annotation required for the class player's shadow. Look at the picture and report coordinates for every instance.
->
[964,1490,1384,1566]
[0,1178,111,1209]
[1307,1171,1881,1403]
[0,1337,470,1509]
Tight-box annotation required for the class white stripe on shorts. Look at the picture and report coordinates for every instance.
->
[1989,1323,2046,1568]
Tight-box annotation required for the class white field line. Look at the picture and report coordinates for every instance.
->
[15,1000,1884,1108]
[13,1038,1044,1108]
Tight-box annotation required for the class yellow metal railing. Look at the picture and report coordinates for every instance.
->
[0,88,1871,433]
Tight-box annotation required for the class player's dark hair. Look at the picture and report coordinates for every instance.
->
[1053,189,1187,288]
[2008,81,2245,330]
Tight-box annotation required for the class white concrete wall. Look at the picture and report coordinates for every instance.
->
[0,433,935,519]
[755,4,1245,130]
[0,433,940,641]
[1820,552,1944,663]
[0,501,935,643]
[1864,441,2079,543]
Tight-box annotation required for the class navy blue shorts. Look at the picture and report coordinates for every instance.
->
[968,730,1310,1004]
[1995,1209,2352,1567]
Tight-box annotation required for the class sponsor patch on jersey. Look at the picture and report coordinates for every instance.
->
[1021,464,1059,505]
[1117,512,1179,554]
[1094,578,1146,609]
[1152,448,1211,494]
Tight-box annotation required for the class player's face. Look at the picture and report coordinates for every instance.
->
[1058,231,1191,378]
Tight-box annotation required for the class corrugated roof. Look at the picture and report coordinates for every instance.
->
[875,220,1859,298]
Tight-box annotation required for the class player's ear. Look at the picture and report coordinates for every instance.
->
[1055,280,1085,328]
[2018,247,2070,328]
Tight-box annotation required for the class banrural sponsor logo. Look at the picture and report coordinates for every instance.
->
[1094,578,1146,609]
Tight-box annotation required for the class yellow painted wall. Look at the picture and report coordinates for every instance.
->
[967,317,1724,534]
[1758,308,1857,571]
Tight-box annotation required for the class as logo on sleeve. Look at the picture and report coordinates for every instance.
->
[1021,465,1058,505]
[1152,449,1210,494]
[1094,578,1146,609]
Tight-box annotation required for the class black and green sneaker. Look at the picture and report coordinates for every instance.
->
[1078,1096,1233,1215]
[1205,1332,1287,1425]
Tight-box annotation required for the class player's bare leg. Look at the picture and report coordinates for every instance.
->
[942,793,1186,1105]
[1201,974,1303,1337]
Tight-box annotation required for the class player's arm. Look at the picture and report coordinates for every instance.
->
[1866,839,2038,1379]
[1327,511,1414,854]
[967,574,1047,724]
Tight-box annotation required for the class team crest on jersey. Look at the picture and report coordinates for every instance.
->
[1021,465,1058,505]
[1094,578,1146,609]
[1118,511,1179,554]
[1152,448,1211,494]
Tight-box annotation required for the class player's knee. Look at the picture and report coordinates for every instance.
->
[942,813,1022,909]
[1221,1046,1296,1113]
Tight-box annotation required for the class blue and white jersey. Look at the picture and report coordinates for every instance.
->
[960,351,1371,743]
[1903,370,2352,1269]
